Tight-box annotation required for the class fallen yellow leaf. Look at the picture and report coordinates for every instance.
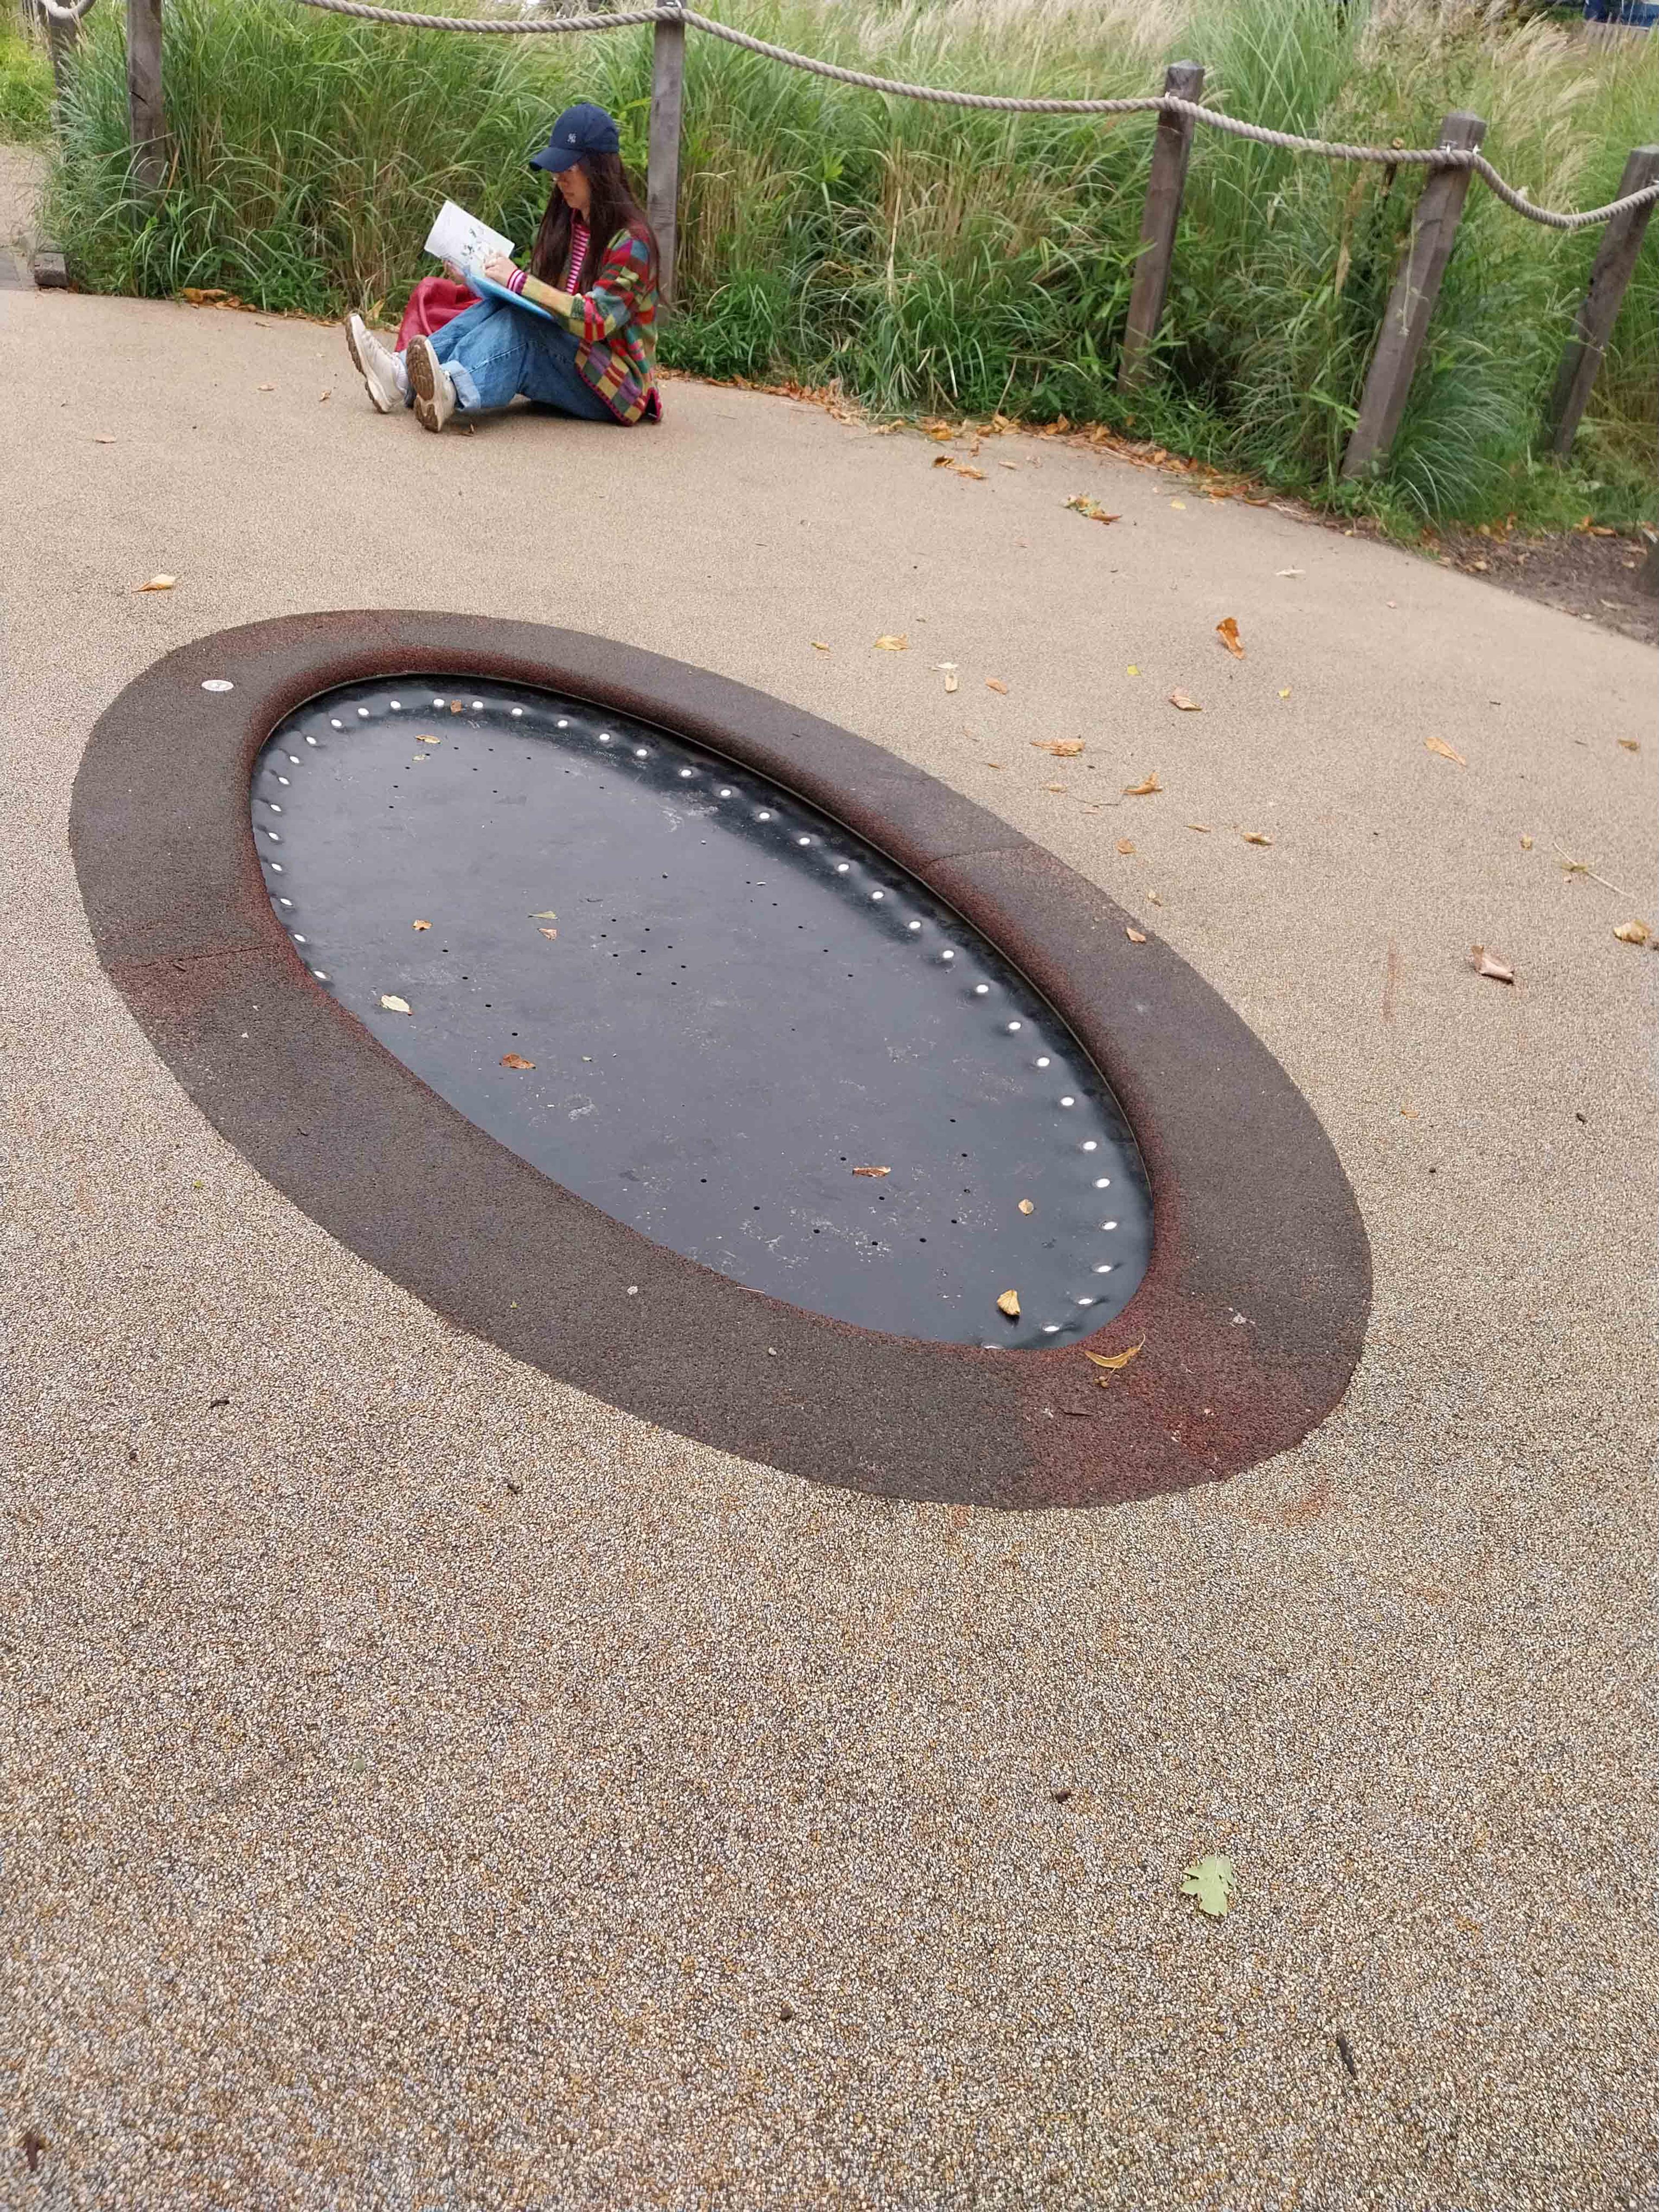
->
[874,634,909,652]
[1062,494,1120,524]
[1032,739,1084,756]
[380,994,412,1015]
[1278,688,1292,700]
[1180,1854,1236,1918]
[135,575,176,592]
[416,733,442,745]
[1424,735,1467,766]
[1116,837,1135,855]
[1216,617,1245,659]
[954,464,985,481]
[996,1289,1021,1319]
[531,911,556,920]
[319,389,331,403]
[1043,782,1066,793]
[1613,919,1651,945]
[1170,499,1186,511]
[1618,738,1640,753]
[1519,835,1534,851]
[256,383,275,392]
[1186,822,1211,833]
[500,1053,535,1070]
[1240,829,1274,846]
[1399,1102,1419,1119]
[1123,772,1162,796]
[1125,925,1148,944]
[1169,692,1201,713]
[411,919,431,931]
[986,677,1009,695]
[812,640,831,652]
[1126,664,1141,677]
[1018,1198,1035,1215]
[1085,1338,1144,1371]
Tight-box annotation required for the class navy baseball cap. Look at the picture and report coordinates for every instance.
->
[530,104,621,173]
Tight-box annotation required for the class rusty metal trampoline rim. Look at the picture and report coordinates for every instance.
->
[67,610,1372,1510]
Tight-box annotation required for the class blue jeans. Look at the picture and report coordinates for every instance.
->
[418,302,618,422]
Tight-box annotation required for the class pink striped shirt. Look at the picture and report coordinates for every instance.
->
[565,219,590,292]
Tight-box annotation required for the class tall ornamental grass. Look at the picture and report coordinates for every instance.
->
[41,0,1659,529]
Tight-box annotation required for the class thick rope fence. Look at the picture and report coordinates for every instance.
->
[268,0,1659,232]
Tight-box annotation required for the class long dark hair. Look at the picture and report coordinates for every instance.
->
[530,150,658,292]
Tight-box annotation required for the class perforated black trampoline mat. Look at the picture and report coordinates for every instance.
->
[252,676,1153,1348]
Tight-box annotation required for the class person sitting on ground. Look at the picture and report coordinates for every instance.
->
[344,102,661,433]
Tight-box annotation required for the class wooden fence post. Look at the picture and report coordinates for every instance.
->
[126,0,167,193]
[1341,111,1484,479]
[1547,144,1659,459]
[1117,60,1204,392]
[41,0,83,101]
[648,4,686,310]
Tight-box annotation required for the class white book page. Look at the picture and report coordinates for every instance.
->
[423,199,515,277]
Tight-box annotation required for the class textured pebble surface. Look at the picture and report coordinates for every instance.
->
[2,284,1656,2210]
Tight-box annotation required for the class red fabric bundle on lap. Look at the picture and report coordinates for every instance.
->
[395,276,479,351]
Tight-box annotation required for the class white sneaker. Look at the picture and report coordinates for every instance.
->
[344,311,407,413]
[405,335,457,432]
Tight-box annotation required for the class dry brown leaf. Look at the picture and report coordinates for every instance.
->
[1424,735,1467,766]
[1125,925,1148,944]
[1062,495,1121,525]
[1216,617,1245,659]
[852,1165,891,1178]
[932,454,953,469]
[996,1289,1021,1319]
[1044,782,1066,793]
[1469,944,1515,984]
[1085,1338,1144,1373]
[411,919,431,931]
[380,995,412,1015]
[93,434,117,444]
[538,927,558,940]
[1186,821,1211,833]
[319,389,331,403]
[1147,891,1163,906]
[448,700,463,714]
[811,640,831,652]
[1240,829,1274,846]
[135,575,176,592]
[500,1053,535,1070]
[416,733,442,745]
[1018,1199,1035,1216]
[985,761,1005,770]
[181,286,230,304]
[954,464,985,481]
[1116,837,1136,855]
[1613,919,1652,945]
[1031,739,1084,757]
[1618,738,1640,753]
[985,677,1009,695]
[256,383,276,392]
[1169,692,1202,712]
[874,634,909,652]
[1519,835,1534,851]
[1123,772,1162,796]
[1399,1102,1419,1119]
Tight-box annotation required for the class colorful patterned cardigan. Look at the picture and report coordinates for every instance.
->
[516,219,661,425]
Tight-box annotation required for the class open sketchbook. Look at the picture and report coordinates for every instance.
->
[423,199,556,324]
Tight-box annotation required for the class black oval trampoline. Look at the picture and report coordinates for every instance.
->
[252,677,1153,1349]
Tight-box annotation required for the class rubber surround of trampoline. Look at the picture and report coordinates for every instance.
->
[70,612,1371,1511]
